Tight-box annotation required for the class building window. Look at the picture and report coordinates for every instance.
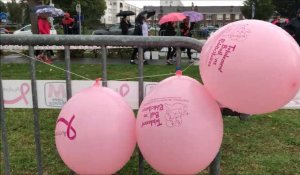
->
[225,14,230,20]
[206,14,212,20]
[113,2,116,5]
[120,3,123,8]
[217,14,223,20]
[235,14,240,20]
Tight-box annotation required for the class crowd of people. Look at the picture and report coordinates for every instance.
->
[120,15,197,65]
[35,8,300,65]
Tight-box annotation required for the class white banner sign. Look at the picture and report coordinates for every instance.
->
[2,80,300,110]
[2,80,159,109]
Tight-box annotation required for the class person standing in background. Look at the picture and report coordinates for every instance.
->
[37,14,52,64]
[180,16,195,62]
[285,9,300,46]
[120,16,132,35]
[72,15,79,34]
[62,12,74,34]
[130,15,148,65]
[165,22,177,65]
[271,11,289,28]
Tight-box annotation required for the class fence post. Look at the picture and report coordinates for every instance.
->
[209,151,221,175]
[0,65,11,175]
[65,46,72,99]
[175,47,182,71]
[63,46,76,175]
[138,47,144,175]
[29,46,43,175]
[101,46,107,87]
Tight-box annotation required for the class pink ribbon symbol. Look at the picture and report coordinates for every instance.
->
[4,83,30,105]
[57,115,76,140]
[119,84,130,97]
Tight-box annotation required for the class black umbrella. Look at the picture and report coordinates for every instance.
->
[135,10,156,23]
[116,11,135,17]
[137,10,156,19]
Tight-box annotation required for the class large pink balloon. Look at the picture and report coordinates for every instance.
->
[136,72,223,174]
[55,81,136,174]
[200,20,300,114]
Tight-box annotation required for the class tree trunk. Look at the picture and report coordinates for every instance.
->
[27,0,42,34]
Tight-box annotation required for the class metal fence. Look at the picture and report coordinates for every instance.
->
[0,35,222,175]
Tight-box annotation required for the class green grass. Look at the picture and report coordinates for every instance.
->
[1,63,300,174]
[0,63,201,82]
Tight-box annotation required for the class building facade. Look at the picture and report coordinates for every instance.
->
[101,0,142,25]
[144,6,244,27]
[160,0,183,7]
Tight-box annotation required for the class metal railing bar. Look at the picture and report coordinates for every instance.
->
[0,35,203,53]
[65,46,72,100]
[0,63,11,175]
[101,46,108,87]
[29,46,43,175]
[138,47,144,175]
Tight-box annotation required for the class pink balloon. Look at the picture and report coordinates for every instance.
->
[136,72,223,174]
[200,20,300,114]
[55,81,136,174]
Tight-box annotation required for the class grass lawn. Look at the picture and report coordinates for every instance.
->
[1,63,300,174]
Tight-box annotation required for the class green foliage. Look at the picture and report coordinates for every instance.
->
[7,1,23,23]
[52,0,106,29]
[0,0,7,12]
[241,0,275,20]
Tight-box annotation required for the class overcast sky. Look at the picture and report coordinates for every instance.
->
[2,0,245,7]
[126,0,244,8]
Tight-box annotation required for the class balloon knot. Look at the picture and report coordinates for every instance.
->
[176,70,182,76]
[94,78,102,86]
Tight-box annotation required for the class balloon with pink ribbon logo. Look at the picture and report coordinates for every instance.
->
[55,80,136,174]
[200,20,300,114]
[136,71,223,174]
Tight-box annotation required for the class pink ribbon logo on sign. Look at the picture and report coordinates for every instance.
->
[4,83,30,105]
[119,84,130,97]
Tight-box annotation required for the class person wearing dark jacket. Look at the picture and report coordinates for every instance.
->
[179,16,195,62]
[165,22,177,65]
[285,9,300,46]
[130,16,148,64]
[120,16,132,35]
[72,15,79,34]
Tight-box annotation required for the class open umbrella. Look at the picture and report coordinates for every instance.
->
[182,11,203,22]
[135,10,156,23]
[116,11,135,17]
[35,6,64,17]
[33,5,54,12]
[158,12,186,25]
[138,10,156,19]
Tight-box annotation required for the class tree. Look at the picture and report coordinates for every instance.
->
[241,0,275,20]
[272,0,300,19]
[52,0,106,29]
[7,1,23,23]
[0,0,7,12]
[26,0,43,34]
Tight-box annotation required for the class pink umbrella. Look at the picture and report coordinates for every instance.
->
[159,12,186,25]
